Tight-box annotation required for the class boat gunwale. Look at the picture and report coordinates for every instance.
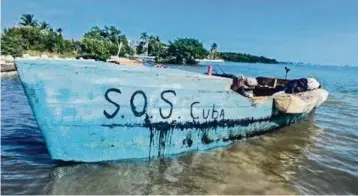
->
[15,59,233,82]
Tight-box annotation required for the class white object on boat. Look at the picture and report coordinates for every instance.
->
[273,89,328,114]
[246,77,258,87]
[307,78,320,90]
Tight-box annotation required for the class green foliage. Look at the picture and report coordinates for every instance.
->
[116,37,135,56]
[12,27,41,50]
[78,37,110,61]
[148,36,163,56]
[136,43,145,55]
[81,26,132,59]
[136,32,148,55]
[1,30,25,57]
[167,38,208,64]
[1,22,131,60]
[136,33,165,56]
[219,52,278,64]
[2,13,279,64]
[56,28,63,34]
[1,25,74,54]
[210,43,219,59]
[39,21,50,30]
[19,14,38,27]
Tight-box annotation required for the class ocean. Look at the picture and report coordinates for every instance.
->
[1,62,358,194]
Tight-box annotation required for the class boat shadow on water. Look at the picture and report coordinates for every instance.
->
[43,114,324,195]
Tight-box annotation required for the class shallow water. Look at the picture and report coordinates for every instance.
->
[1,62,358,194]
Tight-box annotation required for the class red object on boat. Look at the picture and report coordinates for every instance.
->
[207,65,213,76]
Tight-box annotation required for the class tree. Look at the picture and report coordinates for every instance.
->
[147,35,163,56]
[79,37,110,61]
[84,26,102,39]
[116,34,134,56]
[2,13,281,64]
[136,43,145,55]
[10,27,42,50]
[1,30,25,57]
[106,26,123,56]
[210,43,217,52]
[80,26,132,59]
[136,33,165,57]
[2,14,77,57]
[167,38,208,64]
[56,28,63,35]
[39,21,50,30]
[19,14,38,27]
[140,32,149,41]
[135,32,150,55]
[218,52,278,64]
[210,43,218,59]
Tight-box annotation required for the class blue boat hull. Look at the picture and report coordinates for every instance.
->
[16,60,309,162]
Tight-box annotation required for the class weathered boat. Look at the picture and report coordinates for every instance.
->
[15,60,328,162]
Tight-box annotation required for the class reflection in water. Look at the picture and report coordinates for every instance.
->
[45,116,322,195]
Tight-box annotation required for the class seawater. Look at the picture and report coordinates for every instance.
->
[1,62,358,194]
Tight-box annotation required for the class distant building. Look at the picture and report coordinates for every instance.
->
[128,39,155,63]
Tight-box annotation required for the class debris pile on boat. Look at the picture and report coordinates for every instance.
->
[213,73,328,114]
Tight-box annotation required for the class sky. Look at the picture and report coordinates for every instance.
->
[2,0,358,66]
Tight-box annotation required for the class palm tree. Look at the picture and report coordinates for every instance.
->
[140,32,149,41]
[108,26,121,41]
[147,35,162,56]
[116,35,127,57]
[56,28,63,35]
[210,43,218,59]
[101,26,110,39]
[105,26,124,57]
[39,21,50,30]
[137,32,149,55]
[210,43,218,53]
[19,14,38,27]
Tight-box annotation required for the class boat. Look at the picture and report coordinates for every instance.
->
[134,55,156,64]
[195,58,225,63]
[106,56,156,66]
[106,56,144,66]
[15,60,328,162]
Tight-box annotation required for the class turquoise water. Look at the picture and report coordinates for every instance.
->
[1,62,358,194]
